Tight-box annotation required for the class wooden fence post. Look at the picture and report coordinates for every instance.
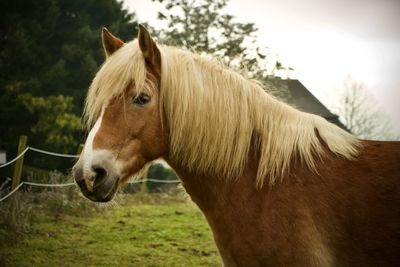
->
[11,135,28,190]
[8,135,28,226]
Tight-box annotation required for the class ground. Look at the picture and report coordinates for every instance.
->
[0,192,220,267]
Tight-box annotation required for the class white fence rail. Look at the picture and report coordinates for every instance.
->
[0,146,79,169]
[0,178,180,202]
[0,143,180,203]
[0,147,30,168]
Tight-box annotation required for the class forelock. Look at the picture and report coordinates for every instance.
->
[83,40,153,128]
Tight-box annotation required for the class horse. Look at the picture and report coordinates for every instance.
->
[72,25,400,266]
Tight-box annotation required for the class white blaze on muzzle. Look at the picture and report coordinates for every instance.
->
[82,107,105,190]
[77,105,122,195]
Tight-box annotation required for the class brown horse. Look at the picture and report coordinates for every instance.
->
[72,25,400,266]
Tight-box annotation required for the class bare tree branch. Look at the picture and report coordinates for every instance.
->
[332,76,399,140]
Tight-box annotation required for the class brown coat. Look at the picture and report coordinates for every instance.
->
[171,140,400,266]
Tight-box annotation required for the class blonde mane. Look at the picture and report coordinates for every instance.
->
[85,40,360,186]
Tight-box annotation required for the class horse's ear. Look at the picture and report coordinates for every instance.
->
[138,24,161,75]
[102,27,124,58]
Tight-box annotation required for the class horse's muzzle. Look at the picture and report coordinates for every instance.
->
[72,156,120,202]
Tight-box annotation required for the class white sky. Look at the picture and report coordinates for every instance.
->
[122,0,400,130]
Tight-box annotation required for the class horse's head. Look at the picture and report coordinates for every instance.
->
[72,25,167,202]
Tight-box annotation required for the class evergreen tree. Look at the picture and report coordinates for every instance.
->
[0,0,138,159]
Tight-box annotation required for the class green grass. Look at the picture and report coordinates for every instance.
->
[0,194,220,267]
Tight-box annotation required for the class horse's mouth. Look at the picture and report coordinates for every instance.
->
[76,177,119,202]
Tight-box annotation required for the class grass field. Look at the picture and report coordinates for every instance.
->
[0,192,220,267]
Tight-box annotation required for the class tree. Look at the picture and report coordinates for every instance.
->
[151,0,292,100]
[0,0,138,158]
[154,0,255,59]
[17,94,82,153]
[332,77,399,140]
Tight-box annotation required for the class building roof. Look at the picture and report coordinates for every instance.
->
[278,79,347,130]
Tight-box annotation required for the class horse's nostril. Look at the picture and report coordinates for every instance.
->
[92,166,107,182]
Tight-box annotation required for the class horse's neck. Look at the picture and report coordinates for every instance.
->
[166,150,262,214]
[167,148,337,266]
[166,151,301,266]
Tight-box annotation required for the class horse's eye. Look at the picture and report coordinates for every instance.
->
[133,93,151,106]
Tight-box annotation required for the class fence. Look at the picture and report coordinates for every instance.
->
[0,135,180,203]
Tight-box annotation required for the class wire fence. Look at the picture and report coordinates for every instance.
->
[0,178,180,203]
[28,146,79,158]
[0,145,180,203]
[0,146,79,170]
[0,147,30,168]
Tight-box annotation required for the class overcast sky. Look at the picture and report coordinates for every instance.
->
[123,0,400,130]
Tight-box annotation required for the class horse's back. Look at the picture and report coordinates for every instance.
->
[187,140,400,267]
[319,140,400,266]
